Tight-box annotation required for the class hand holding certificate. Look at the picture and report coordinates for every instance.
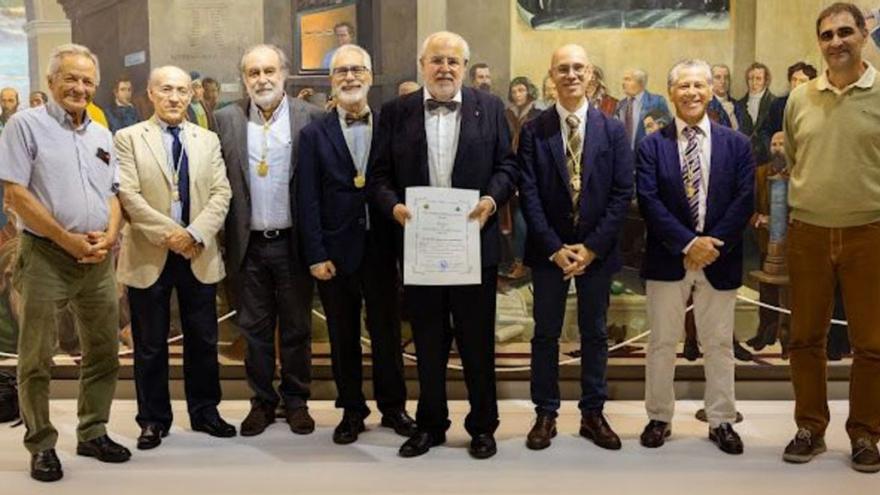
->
[403,187,482,286]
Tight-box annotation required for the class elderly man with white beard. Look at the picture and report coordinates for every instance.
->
[297,44,417,445]
[214,44,324,437]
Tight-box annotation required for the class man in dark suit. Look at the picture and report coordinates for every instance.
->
[368,31,518,459]
[297,44,416,445]
[636,59,754,455]
[736,62,776,163]
[518,44,633,451]
[214,44,323,437]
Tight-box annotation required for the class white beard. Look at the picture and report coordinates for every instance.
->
[249,84,284,110]
[335,84,370,107]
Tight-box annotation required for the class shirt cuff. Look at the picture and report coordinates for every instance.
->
[682,236,698,255]
[480,195,497,215]
[186,225,204,245]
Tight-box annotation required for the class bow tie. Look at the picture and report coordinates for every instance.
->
[344,112,370,127]
[426,99,460,112]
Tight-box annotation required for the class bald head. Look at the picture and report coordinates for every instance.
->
[148,65,192,125]
[548,44,590,111]
[550,44,589,69]
[149,66,191,89]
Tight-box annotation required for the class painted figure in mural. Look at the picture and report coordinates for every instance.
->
[321,21,355,69]
[535,74,558,110]
[613,68,670,152]
[106,77,142,134]
[585,65,618,117]
[735,62,776,163]
[28,91,47,108]
[469,62,493,93]
[706,63,738,130]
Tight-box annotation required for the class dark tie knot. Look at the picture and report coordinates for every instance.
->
[168,126,181,139]
[426,99,460,112]
[683,126,701,139]
[565,114,581,130]
[344,112,370,127]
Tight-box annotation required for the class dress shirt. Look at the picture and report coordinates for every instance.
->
[155,118,203,243]
[423,89,462,189]
[247,96,293,231]
[747,90,765,124]
[555,99,588,156]
[677,114,712,253]
[338,106,372,230]
[627,92,644,149]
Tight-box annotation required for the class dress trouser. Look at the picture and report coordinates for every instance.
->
[530,266,611,417]
[128,252,222,429]
[787,220,880,442]
[405,267,499,437]
[237,231,314,410]
[15,233,119,454]
[316,230,406,417]
[645,269,737,428]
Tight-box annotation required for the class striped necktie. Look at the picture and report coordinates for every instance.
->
[682,126,702,229]
[565,114,583,224]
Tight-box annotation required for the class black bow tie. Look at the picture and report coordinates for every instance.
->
[426,99,460,112]
[344,112,370,127]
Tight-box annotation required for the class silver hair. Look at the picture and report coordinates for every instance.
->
[329,44,373,72]
[147,65,192,88]
[239,44,291,75]
[667,59,714,89]
[631,68,647,87]
[47,43,101,85]
[418,31,470,64]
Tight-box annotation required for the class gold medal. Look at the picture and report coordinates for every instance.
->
[172,190,180,202]
[257,160,269,177]
[354,174,366,189]
[571,175,581,193]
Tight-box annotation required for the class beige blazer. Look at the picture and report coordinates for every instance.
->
[116,118,232,289]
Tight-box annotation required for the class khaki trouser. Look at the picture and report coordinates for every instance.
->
[14,233,119,454]
[787,220,880,442]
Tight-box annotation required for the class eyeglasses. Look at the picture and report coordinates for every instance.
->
[154,86,191,98]
[332,65,370,77]
[552,64,589,76]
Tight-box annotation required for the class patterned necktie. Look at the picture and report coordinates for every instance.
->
[682,126,703,229]
[624,97,635,146]
[168,126,190,224]
[565,113,582,217]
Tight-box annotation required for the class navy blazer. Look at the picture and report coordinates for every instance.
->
[636,121,755,291]
[518,105,634,274]
[367,87,519,268]
[297,108,394,275]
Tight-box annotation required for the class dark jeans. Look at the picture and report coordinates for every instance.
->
[530,266,611,417]
[128,253,222,429]
[316,230,406,417]
[405,267,499,437]
[237,232,314,410]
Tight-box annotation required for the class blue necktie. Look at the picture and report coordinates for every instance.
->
[168,126,190,224]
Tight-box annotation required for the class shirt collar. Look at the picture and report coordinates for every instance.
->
[153,115,186,132]
[423,88,463,105]
[555,99,589,125]
[632,91,644,103]
[816,62,877,95]
[675,113,711,140]
[748,89,766,99]
[46,100,91,130]
[249,95,289,125]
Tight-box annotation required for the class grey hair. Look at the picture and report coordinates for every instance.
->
[418,31,470,64]
[147,66,192,88]
[47,43,101,85]
[667,59,714,89]
[239,44,290,75]
[329,44,373,72]
[630,68,647,87]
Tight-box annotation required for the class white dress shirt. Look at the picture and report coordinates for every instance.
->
[555,99,588,157]
[247,96,293,230]
[676,114,712,251]
[423,89,462,188]
[338,106,372,230]
[156,118,203,243]
[747,89,765,124]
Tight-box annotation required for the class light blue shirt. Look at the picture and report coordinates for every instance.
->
[630,91,644,149]
[154,118,203,242]
[338,106,372,230]
[247,97,293,230]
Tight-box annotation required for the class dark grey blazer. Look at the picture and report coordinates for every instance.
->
[214,96,324,307]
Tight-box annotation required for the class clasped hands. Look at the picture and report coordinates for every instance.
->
[164,227,202,260]
[552,243,596,281]
[683,236,724,272]
[392,198,495,229]
[62,230,116,264]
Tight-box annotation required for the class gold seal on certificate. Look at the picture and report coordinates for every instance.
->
[354,174,366,188]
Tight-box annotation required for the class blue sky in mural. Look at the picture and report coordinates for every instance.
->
[0,0,28,102]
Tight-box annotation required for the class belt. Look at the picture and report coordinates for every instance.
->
[250,228,290,240]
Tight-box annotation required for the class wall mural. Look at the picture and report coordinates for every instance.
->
[517,0,730,30]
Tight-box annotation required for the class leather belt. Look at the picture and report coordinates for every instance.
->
[251,228,290,240]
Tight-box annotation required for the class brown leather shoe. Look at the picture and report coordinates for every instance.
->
[240,401,276,437]
[526,414,557,450]
[783,428,826,464]
[640,420,671,448]
[579,412,621,450]
[286,406,315,435]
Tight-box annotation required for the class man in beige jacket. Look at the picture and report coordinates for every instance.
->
[115,65,233,451]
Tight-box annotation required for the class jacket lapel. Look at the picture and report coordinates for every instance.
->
[542,107,570,192]
[664,123,692,227]
[452,88,479,181]
[142,118,172,186]
[183,121,200,179]
[705,123,724,226]
[406,90,429,184]
[581,106,606,191]
[326,109,356,173]
[235,99,250,188]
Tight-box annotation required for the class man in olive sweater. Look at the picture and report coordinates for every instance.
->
[782,2,880,473]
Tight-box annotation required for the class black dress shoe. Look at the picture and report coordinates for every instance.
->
[733,339,753,362]
[240,401,276,437]
[30,449,63,482]
[399,431,446,458]
[469,434,497,459]
[579,412,622,450]
[137,424,168,450]
[286,406,316,435]
[333,412,366,445]
[526,414,557,450]
[76,435,132,463]
[709,423,744,455]
[381,410,418,437]
[640,420,671,448]
[192,415,237,438]
[683,337,701,361]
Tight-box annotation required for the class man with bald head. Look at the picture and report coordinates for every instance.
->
[214,44,324,437]
[115,65,234,449]
[369,31,518,459]
[519,44,633,451]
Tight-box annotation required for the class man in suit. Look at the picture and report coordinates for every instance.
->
[736,62,776,164]
[116,65,235,449]
[297,44,417,445]
[636,59,754,455]
[614,68,670,152]
[706,64,739,130]
[518,44,633,451]
[368,31,518,459]
[214,44,324,437]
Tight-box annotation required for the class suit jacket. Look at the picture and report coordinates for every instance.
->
[614,90,670,150]
[707,95,738,129]
[736,90,776,163]
[367,87,519,268]
[636,120,755,291]
[213,96,324,306]
[297,108,395,275]
[518,105,634,275]
[116,118,232,289]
